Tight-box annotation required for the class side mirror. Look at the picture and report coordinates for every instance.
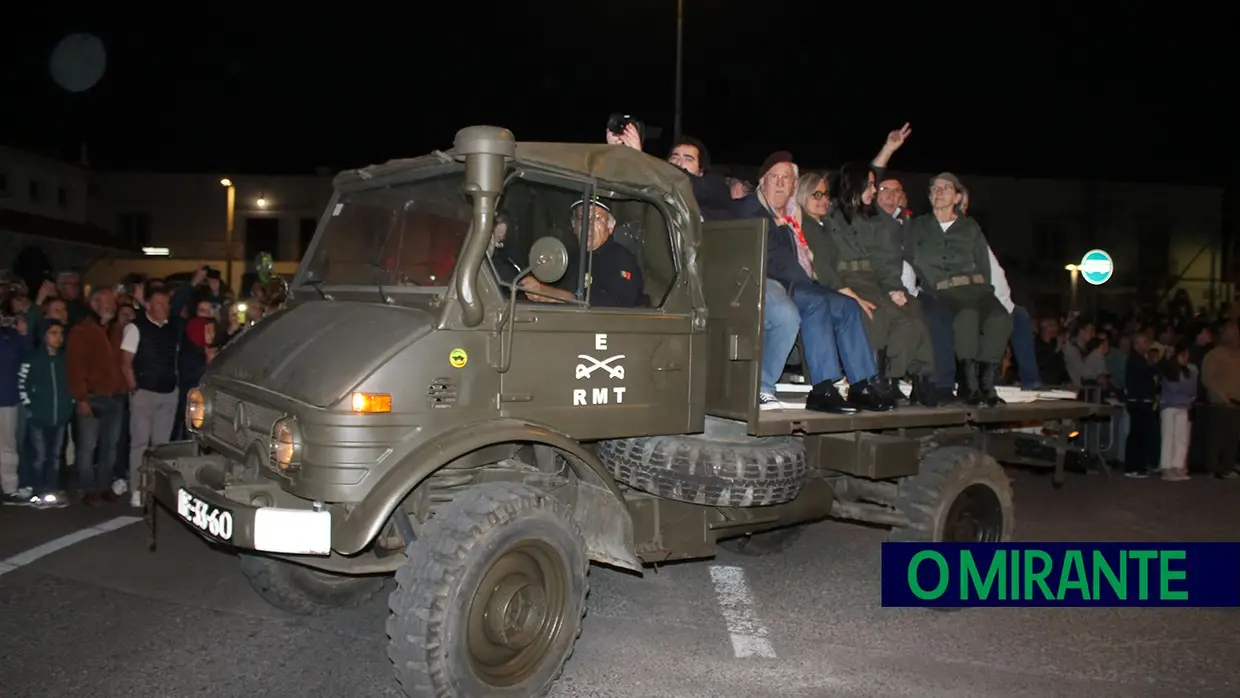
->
[528,236,568,284]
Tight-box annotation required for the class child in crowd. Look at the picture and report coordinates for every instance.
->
[1157,340,1197,482]
[18,319,74,507]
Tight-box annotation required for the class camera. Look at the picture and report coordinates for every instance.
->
[607,113,645,144]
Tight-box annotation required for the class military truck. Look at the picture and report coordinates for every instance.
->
[140,126,1103,698]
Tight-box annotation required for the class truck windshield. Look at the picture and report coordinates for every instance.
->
[301,172,471,290]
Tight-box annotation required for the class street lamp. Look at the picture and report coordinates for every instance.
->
[673,0,684,143]
[221,178,235,289]
[1065,263,1080,309]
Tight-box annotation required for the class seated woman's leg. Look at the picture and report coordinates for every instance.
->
[919,292,958,397]
[978,297,1015,405]
[761,280,801,403]
[1009,305,1042,390]
[789,284,894,413]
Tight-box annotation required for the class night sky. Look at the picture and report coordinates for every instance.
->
[2,5,1229,185]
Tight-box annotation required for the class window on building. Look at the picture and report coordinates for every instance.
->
[299,217,318,259]
[245,216,280,262]
[57,185,69,208]
[28,179,41,203]
[117,213,151,246]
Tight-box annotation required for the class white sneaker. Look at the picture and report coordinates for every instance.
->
[112,479,128,496]
[758,393,785,411]
[36,492,70,509]
[130,491,143,508]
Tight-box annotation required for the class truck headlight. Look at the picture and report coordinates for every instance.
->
[271,417,301,471]
[186,388,207,432]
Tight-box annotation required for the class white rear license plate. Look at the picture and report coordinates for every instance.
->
[176,488,235,541]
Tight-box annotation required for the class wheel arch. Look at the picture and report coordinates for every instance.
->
[333,418,642,572]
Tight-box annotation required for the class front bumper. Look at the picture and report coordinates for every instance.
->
[141,442,333,556]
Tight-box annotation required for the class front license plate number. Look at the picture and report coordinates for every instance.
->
[176,489,235,541]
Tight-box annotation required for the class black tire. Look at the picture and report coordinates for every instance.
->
[237,553,385,616]
[597,434,807,507]
[719,525,805,556]
[889,445,1014,543]
[387,482,588,698]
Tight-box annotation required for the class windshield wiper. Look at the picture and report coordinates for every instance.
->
[302,279,332,300]
[366,263,393,304]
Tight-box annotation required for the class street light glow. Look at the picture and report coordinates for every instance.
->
[220,178,232,187]
[256,197,268,208]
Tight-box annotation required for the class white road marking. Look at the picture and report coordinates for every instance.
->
[0,516,143,577]
[709,564,777,658]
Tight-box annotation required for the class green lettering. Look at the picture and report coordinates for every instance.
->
[1057,550,1090,601]
[908,551,949,600]
[1091,550,1126,600]
[1023,550,1054,600]
[961,550,1005,600]
[1159,550,1188,601]
[1009,549,1020,599]
[1129,550,1157,600]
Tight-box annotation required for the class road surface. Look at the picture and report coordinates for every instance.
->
[1,468,1237,697]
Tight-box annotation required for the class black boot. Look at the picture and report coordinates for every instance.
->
[848,377,897,412]
[805,380,857,414]
[911,374,939,408]
[962,360,986,407]
[980,362,1006,407]
[873,350,896,400]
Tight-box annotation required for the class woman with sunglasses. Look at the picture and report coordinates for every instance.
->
[797,167,938,407]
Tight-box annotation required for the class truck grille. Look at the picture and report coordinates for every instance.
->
[210,391,285,453]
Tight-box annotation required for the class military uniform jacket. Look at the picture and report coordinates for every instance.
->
[807,209,904,294]
[908,214,994,290]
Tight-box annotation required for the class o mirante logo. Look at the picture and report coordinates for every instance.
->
[881,543,1240,608]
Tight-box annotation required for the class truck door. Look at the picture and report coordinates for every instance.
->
[494,182,695,441]
[698,218,769,433]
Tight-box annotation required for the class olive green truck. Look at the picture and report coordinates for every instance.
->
[140,126,1103,698]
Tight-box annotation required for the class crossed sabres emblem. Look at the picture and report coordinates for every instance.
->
[575,354,626,380]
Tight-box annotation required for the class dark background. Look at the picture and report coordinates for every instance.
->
[1,4,1228,184]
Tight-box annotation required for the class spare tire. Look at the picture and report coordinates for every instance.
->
[596,432,807,507]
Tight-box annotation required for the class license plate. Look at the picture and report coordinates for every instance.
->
[176,489,235,541]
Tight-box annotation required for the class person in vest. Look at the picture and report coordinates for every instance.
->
[909,173,1013,407]
[120,286,179,508]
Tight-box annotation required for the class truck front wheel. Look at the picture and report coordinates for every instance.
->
[238,554,385,615]
[387,481,588,698]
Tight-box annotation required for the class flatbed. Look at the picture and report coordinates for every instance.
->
[739,386,1107,437]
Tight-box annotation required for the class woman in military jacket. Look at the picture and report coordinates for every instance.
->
[908,173,1013,406]
[797,167,937,407]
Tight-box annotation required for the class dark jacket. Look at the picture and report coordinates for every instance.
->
[19,348,73,427]
[1125,351,1159,404]
[0,329,27,407]
[734,193,812,291]
[690,174,738,222]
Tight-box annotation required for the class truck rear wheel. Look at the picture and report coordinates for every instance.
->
[387,481,588,698]
[238,554,384,616]
[597,433,807,507]
[889,446,1014,543]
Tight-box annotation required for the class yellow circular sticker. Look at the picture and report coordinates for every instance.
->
[449,348,468,368]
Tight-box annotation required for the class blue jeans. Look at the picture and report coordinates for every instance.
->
[29,423,66,495]
[789,282,877,384]
[1010,306,1042,389]
[74,395,126,493]
[762,279,801,394]
[920,292,957,390]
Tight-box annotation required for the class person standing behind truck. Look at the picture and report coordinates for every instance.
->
[1200,321,1240,480]
[1157,340,1196,481]
[121,286,180,507]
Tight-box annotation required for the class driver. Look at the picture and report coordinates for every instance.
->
[519,200,644,308]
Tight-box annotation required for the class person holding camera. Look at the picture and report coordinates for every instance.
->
[666,136,737,222]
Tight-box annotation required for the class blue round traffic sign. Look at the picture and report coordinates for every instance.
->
[1079,249,1113,286]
